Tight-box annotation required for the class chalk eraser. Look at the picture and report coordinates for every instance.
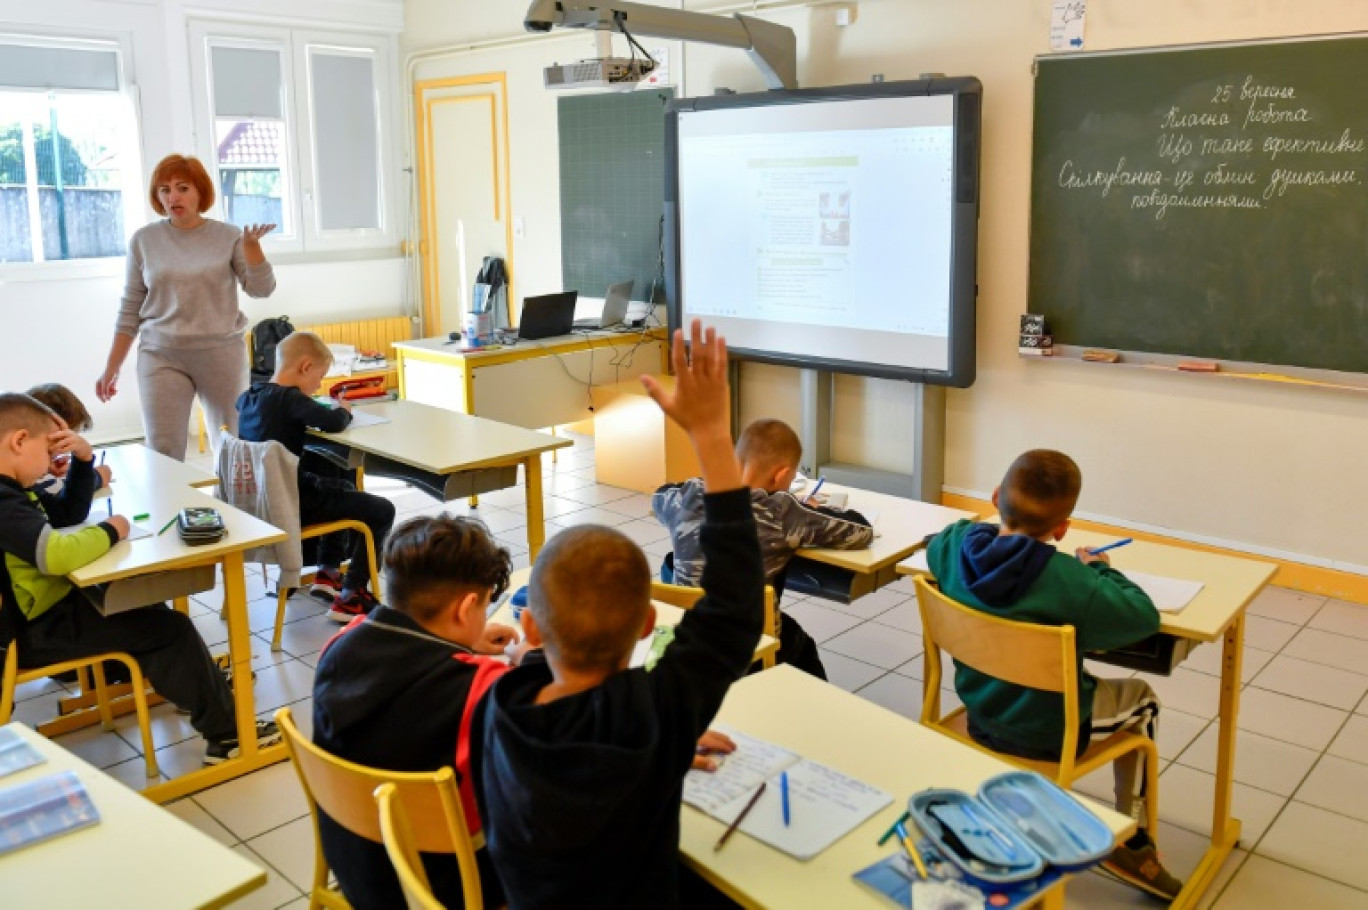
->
[1177,360,1219,372]
[1082,349,1120,363]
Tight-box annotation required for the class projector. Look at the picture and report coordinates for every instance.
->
[543,57,656,90]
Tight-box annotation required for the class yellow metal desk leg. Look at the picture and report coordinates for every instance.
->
[222,550,258,758]
[524,453,546,563]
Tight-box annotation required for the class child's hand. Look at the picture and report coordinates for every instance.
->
[106,515,131,540]
[96,465,113,487]
[480,623,519,654]
[48,428,93,463]
[337,398,354,413]
[50,454,72,479]
[642,320,730,440]
[691,729,737,772]
[1076,546,1110,566]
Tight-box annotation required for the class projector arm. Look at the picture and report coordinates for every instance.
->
[524,0,797,90]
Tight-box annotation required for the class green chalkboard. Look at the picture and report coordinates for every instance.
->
[559,88,673,305]
[1029,36,1368,374]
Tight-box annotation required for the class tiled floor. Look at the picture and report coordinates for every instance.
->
[11,433,1368,908]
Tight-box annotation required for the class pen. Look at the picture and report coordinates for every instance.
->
[157,517,178,536]
[780,771,790,827]
[133,512,150,522]
[106,498,113,518]
[805,476,826,504]
[894,819,930,880]
[1087,537,1133,555]
[98,450,106,466]
[714,781,766,852]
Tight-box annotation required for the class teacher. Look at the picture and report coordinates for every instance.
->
[96,153,276,459]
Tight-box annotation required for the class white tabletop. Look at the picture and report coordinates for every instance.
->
[0,723,265,909]
[310,399,570,475]
[96,443,217,494]
[798,485,976,573]
[680,666,1133,909]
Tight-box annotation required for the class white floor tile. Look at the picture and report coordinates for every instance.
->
[53,721,139,769]
[1181,641,1274,683]
[821,622,923,670]
[227,844,307,909]
[641,536,674,559]
[543,472,597,494]
[814,588,910,621]
[1246,586,1326,626]
[470,508,528,534]
[1175,726,1319,797]
[1293,755,1368,824]
[155,734,215,782]
[196,761,312,841]
[818,649,886,693]
[551,506,636,529]
[1248,655,1368,712]
[855,673,923,722]
[555,483,634,506]
[1242,615,1301,652]
[9,689,69,729]
[267,617,342,659]
[251,660,317,713]
[1157,709,1210,763]
[1232,687,1347,752]
[191,612,230,649]
[113,700,198,750]
[1308,600,1368,642]
[165,796,239,847]
[1257,801,1368,892]
[1155,763,1286,843]
[538,496,592,519]
[783,599,864,644]
[615,517,671,546]
[1141,667,1222,720]
[1212,854,1368,910]
[598,492,655,519]
[1065,822,1239,909]
[1282,627,1368,676]
[1327,714,1368,766]
[12,675,68,701]
[867,599,922,635]
[244,815,318,892]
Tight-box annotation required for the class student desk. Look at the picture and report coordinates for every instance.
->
[490,567,781,666]
[0,723,266,908]
[309,399,571,560]
[896,529,1277,910]
[67,482,288,804]
[680,666,1133,910]
[97,442,218,492]
[787,486,975,600]
[394,329,666,431]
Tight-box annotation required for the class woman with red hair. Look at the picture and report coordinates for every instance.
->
[96,154,277,459]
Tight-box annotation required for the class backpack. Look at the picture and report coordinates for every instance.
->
[250,316,295,386]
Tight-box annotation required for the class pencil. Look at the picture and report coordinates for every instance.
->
[895,819,929,880]
[714,781,766,852]
[780,771,790,827]
[157,517,178,536]
[805,476,826,504]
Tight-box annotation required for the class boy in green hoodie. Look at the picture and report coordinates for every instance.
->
[925,449,1180,901]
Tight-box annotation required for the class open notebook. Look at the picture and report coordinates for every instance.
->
[683,728,891,860]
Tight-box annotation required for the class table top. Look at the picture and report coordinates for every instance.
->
[0,723,265,909]
[798,485,977,573]
[311,399,571,475]
[897,521,1277,643]
[97,443,217,492]
[395,328,662,361]
[679,666,1133,909]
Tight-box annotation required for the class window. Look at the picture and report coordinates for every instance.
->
[0,37,141,264]
[189,21,396,254]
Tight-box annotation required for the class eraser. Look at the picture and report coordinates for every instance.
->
[1018,347,1054,356]
[1082,349,1120,363]
[1177,360,1219,372]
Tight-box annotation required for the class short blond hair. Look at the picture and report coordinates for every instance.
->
[735,418,802,473]
[274,332,333,372]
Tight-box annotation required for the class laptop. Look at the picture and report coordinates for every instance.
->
[510,291,578,341]
[573,280,635,330]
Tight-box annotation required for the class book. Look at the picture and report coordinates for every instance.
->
[853,840,1064,909]
[683,728,891,860]
[0,728,45,778]
[0,770,100,856]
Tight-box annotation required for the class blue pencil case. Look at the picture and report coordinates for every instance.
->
[908,771,1113,885]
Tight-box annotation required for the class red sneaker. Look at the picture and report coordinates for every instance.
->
[327,587,382,623]
[309,568,345,604]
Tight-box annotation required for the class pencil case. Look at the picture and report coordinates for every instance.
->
[177,507,226,546]
[908,771,1112,884]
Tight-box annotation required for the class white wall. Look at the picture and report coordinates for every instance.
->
[0,0,409,442]
[399,0,1368,573]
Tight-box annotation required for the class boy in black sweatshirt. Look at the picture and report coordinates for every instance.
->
[475,320,764,909]
[312,513,521,909]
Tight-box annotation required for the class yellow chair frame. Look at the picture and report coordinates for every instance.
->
[913,577,1158,835]
[272,522,379,652]
[375,782,446,910]
[275,706,483,910]
[649,581,778,669]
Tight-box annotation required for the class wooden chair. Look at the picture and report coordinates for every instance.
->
[913,577,1158,835]
[649,581,778,669]
[275,706,483,910]
[375,782,446,910]
[1,604,160,779]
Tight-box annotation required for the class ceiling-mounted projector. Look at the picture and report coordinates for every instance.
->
[544,56,657,90]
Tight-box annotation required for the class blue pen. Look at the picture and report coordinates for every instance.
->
[780,771,790,827]
[1087,537,1133,555]
[805,476,826,504]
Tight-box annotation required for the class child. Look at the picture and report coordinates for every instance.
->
[26,383,110,496]
[312,513,521,909]
[475,320,764,908]
[236,332,395,621]
[0,392,279,763]
[652,417,873,679]
[924,449,1181,900]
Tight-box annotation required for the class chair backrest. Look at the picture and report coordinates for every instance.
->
[275,707,482,908]
[649,581,778,642]
[376,783,445,910]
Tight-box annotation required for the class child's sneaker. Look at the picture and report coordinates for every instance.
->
[308,568,346,603]
[327,587,381,623]
[1100,833,1183,900]
[203,720,284,765]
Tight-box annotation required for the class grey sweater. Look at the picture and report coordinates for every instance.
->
[117,219,276,348]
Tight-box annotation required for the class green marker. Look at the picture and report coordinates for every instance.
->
[157,517,178,536]
[133,513,150,522]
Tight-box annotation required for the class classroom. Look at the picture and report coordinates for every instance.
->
[2,1,1367,908]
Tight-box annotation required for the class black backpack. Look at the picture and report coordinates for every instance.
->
[250,316,295,386]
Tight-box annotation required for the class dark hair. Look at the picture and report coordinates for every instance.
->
[528,525,651,673]
[736,418,802,472]
[26,384,92,432]
[0,392,58,438]
[382,515,511,623]
[999,449,1082,537]
[148,154,216,214]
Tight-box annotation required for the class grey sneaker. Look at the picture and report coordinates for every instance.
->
[1100,839,1183,901]
[203,720,283,765]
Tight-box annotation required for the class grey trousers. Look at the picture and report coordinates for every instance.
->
[137,341,248,460]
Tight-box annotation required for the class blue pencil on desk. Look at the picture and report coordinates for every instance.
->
[1087,537,1133,555]
[804,476,826,504]
[780,771,790,827]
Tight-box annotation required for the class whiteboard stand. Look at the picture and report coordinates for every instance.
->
[799,369,945,503]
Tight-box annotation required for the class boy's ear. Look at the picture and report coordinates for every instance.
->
[990,486,1001,510]
[1051,518,1071,542]
[774,464,797,492]
[520,609,543,647]
[638,604,658,641]
[452,591,482,626]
